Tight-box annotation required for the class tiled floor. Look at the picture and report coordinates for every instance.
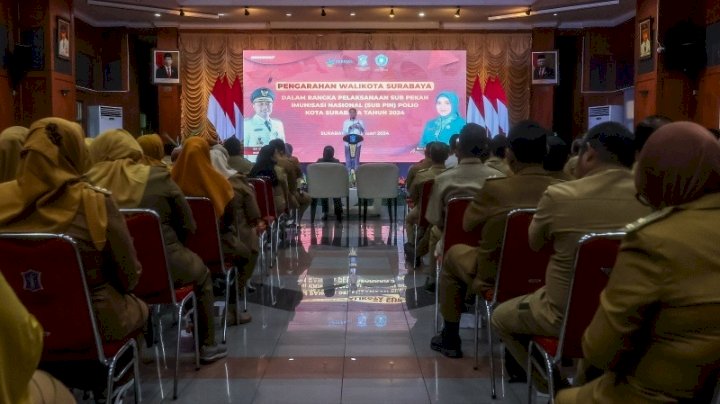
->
[119,216,528,403]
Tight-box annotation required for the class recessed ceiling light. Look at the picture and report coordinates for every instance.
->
[218,13,225,16]
[455,7,460,18]
[418,11,425,17]
[553,13,558,16]
[321,6,326,17]
[350,11,356,17]
[244,6,249,16]
[154,13,161,17]
[285,12,292,17]
[389,7,395,18]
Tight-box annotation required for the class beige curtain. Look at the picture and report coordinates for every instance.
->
[180,31,531,139]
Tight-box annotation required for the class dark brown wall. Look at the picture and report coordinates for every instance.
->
[529,28,556,129]
[0,0,16,129]
[156,27,180,138]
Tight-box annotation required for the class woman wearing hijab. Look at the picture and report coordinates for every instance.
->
[418,91,466,148]
[556,122,720,404]
[86,129,227,362]
[249,144,289,214]
[312,145,343,221]
[137,133,167,168]
[0,118,148,343]
[0,126,29,182]
[173,137,261,325]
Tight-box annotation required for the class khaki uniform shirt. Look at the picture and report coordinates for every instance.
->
[578,192,720,402]
[562,155,578,179]
[527,167,652,327]
[228,155,254,175]
[409,164,446,205]
[463,166,560,289]
[406,158,432,191]
[485,156,513,177]
[425,157,504,228]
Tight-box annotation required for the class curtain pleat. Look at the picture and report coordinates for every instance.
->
[179,31,531,139]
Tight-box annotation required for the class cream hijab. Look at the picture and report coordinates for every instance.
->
[86,129,151,208]
[210,144,238,178]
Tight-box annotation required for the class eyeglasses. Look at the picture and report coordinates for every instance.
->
[635,192,651,207]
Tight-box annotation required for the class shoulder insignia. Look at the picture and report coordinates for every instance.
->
[87,184,111,195]
[624,207,674,233]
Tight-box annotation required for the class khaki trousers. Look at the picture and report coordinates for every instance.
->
[439,244,478,322]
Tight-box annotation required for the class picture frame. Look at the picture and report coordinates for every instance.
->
[639,18,653,60]
[153,50,180,85]
[56,18,70,60]
[531,51,558,85]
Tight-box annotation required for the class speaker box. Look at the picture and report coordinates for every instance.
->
[8,44,32,88]
[663,20,707,77]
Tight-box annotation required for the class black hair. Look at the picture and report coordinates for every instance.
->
[583,122,636,168]
[163,52,173,59]
[634,115,672,152]
[423,141,436,157]
[429,142,450,164]
[544,135,570,171]
[249,145,278,185]
[223,136,243,156]
[457,123,489,159]
[268,138,286,154]
[708,128,720,140]
[489,134,510,159]
[285,143,294,156]
[321,145,336,162]
[507,120,548,164]
[448,134,460,152]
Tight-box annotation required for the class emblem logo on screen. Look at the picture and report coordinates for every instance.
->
[375,54,389,68]
[357,55,368,68]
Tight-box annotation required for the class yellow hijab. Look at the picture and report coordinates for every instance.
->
[86,129,150,208]
[0,118,108,250]
[171,137,233,218]
[0,126,29,182]
[137,134,166,167]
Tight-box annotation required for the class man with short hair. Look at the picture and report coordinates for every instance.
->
[155,52,178,79]
[406,144,434,191]
[342,108,365,171]
[432,120,559,358]
[491,122,652,387]
[445,134,460,168]
[485,134,512,176]
[244,87,285,148]
[634,115,672,158]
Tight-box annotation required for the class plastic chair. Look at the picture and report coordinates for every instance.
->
[120,209,200,400]
[184,197,240,344]
[433,196,481,333]
[356,163,400,223]
[527,232,625,404]
[306,162,350,223]
[411,179,435,268]
[0,233,142,403]
[476,208,552,399]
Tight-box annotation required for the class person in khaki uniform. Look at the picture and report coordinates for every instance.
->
[492,122,652,388]
[223,136,254,175]
[270,139,311,221]
[404,142,449,256]
[424,123,504,266]
[0,125,29,182]
[87,129,228,362]
[250,145,289,214]
[432,121,560,357]
[406,145,435,191]
[485,134,513,177]
[557,122,720,403]
[0,118,148,343]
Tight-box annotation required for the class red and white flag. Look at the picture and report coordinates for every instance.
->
[466,74,486,128]
[484,77,509,136]
[207,76,235,141]
[231,76,243,141]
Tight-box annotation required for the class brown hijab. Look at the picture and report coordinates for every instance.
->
[0,126,29,182]
[636,121,720,209]
[171,137,233,218]
[137,134,166,167]
[0,118,108,250]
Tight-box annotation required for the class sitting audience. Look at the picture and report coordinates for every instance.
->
[445,134,460,169]
[562,138,584,179]
[136,133,168,168]
[0,126,28,182]
[491,122,651,387]
[557,122,720,403]
[433,120,559,358]
[485,134,512,176]
[0,118,148,342]
[406,144,434,191]
[633,115,672,162]
[545,134,572,180]
[250,144,289,214]
[223,136,254,175]
[86,129,227,362]
[270,139,311,221]
[313,145,343,221]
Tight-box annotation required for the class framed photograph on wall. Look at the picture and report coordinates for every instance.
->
[639,18,653,60]
[57,18,70,60]
[531,51,558,85]
[153,50,180,84]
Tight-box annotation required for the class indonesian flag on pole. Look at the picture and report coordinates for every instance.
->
[466,74,486,127]
[231,76,243,142]
[485,77,510,136]
[207,76,235,141]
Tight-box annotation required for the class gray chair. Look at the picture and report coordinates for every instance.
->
[307,162,350,223]
[356,163,399,223]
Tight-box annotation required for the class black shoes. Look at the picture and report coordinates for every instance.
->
[430,333,463,358]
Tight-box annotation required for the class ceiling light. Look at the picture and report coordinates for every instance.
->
[389,7,395,18]
[244,6,249,16]
[218,13,225,16]
[350,11,356,17]
[87,0,219,19]
[154,13,161,17]
[488,0,619,21]
[286,12,292,17]
[553,13,558,16]
[321,7,326,17]
[455,7,460,18]
[179,8,185,16]
[418,11,425,17]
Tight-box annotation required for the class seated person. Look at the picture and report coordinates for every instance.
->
[491,122,652,388]
[0,126,29,182]
[433,120,560,358]
[0,272,76,404]
[269,139,310,221]
[406,144,434,191]
[173,137,262,325]
[444,134,460,169]
[485,134,513,176]
[87,129,227,362]
[545,134,572,180]
[557,122,720,403]
[223,136,254,175]
[312,145,344,221]
[633,115,672,163]
[562,138,584,179]
[136,133,169,169]
[250,145,289,214]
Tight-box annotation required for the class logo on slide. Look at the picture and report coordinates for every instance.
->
[375,54,389,68]
[357,55,368,68]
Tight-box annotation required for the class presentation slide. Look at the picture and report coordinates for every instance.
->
[243,50,467,163]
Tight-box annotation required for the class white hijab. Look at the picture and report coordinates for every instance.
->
[210,144,237,178]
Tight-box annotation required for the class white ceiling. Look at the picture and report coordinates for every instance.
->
[75,0,636,30]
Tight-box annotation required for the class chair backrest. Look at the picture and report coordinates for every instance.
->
[184,197,225,274]
[120,209,176,306]
[306,163,349,198]
[248,176,278,219]
[356,163,399,199]
[0,233,105,361]
[558,232,624,359]
[493,209,551,304]
[417,179,435,229]
[442,196,481,256]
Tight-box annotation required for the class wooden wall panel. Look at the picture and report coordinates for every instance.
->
[696,66,720,128]
[156,27,180,138]
[529,28,556,129]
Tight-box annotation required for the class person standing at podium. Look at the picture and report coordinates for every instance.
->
[342,108,365,171]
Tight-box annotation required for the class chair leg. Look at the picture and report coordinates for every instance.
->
[191,294,200,371]
[346,197,350,223]
[487,303,497,399]
[222,278,230,344]
[387,198,393,223]
[394,198,398,225]
[545,352,556,404]
[474,296,480,369]
[434,260,440,334]
[527,342,535,403]
[174,302,183,400]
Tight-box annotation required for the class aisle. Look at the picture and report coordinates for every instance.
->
[136,218,526,403]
